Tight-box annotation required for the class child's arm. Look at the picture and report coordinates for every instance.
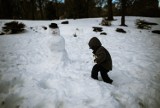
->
[94,48,106,64]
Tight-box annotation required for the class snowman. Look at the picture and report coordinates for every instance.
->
[47,23,69,66]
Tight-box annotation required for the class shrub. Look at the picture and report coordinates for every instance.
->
[100,17,111,26]
[135,19,151,30]
[2,21,25,34]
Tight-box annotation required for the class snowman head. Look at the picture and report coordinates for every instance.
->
[48,23,60,36]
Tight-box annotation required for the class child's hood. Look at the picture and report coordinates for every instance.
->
[88,37,102,48]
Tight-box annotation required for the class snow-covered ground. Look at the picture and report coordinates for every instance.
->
[0,17,160,108]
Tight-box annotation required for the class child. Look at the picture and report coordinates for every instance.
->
[88,37,113,84]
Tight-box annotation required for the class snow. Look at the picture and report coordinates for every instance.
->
[0,17,160,108]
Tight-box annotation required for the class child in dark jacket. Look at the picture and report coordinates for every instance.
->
[88,37,113,84]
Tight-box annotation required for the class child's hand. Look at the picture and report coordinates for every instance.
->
[93,55,97,59]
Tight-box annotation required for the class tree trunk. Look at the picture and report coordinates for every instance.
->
[31,0,35,20]
[107,0,114,20]
[38,0,44,19]
[121,0,127,26]
[85,0,89,18]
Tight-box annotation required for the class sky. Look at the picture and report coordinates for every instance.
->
[60,0,160,7]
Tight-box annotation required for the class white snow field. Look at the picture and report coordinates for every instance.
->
[0,17,160,108]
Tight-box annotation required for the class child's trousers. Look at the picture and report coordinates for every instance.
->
[91,64,113,84]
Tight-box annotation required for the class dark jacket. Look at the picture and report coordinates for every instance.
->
[88,37,112,70]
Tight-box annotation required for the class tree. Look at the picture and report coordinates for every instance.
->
[45,1,56,19]
[31,0,36,20]
[18,0,36,19]
[120,0,127,26]
[37,0,44,19]
[65,0,88,18]
[0,0,14,19]
[85,0,97,18]
[115,0,160,17]
[129,0,160,17]
[107,0,114,20]
[94,0,114,19]
[51,0,62,19]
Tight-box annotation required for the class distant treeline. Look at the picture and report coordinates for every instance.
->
[0,0,159,20]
